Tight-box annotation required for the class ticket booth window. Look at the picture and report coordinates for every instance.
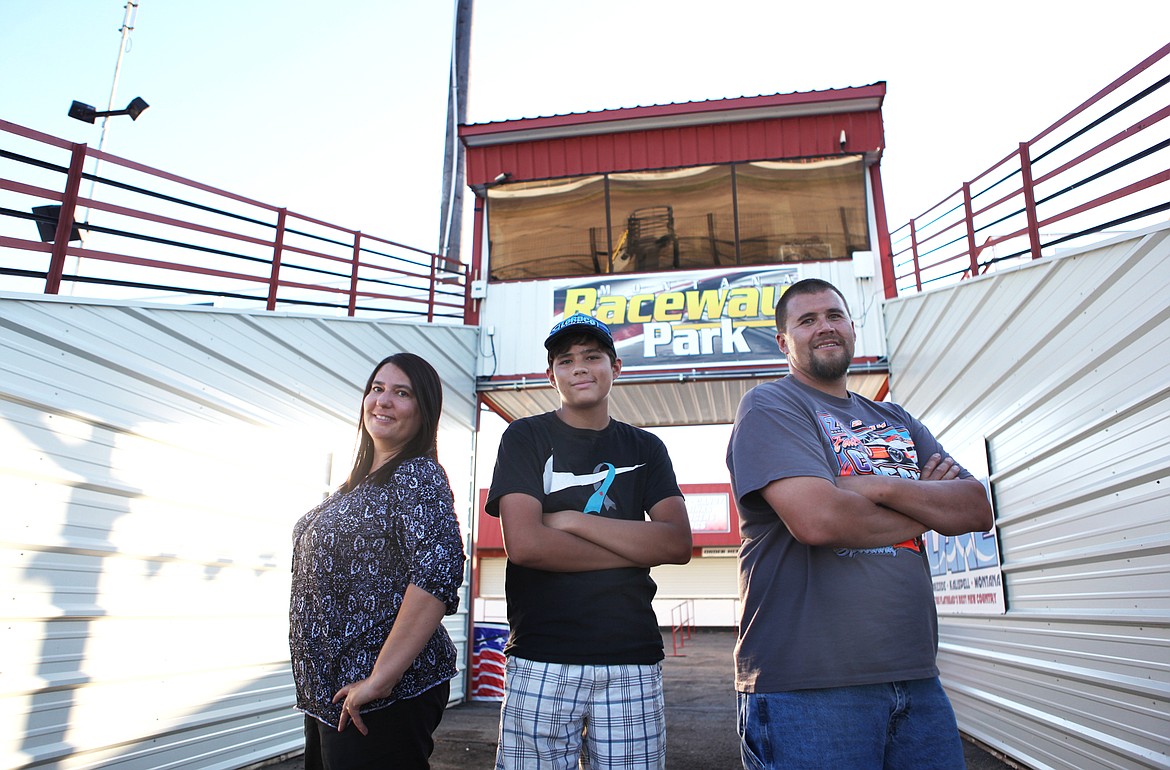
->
[486,175,607,281]
[486,156,869,281]
[735,157,869,265]
[607,166,736,273]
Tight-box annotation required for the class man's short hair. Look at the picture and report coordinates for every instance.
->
[774,279,850,331]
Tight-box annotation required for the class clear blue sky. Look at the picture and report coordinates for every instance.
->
[2,0,1165,257]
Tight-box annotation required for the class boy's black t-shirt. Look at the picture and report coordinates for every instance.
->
[486,411,682,664]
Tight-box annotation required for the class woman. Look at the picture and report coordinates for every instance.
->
[290,353,465,769]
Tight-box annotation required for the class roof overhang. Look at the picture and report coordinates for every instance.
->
[477,361,889,428]
[461,84,886,148]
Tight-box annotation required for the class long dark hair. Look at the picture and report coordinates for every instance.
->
[340,352,444,492]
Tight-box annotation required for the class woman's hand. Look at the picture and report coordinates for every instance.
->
[330,585,449,734]
[333,677,396,735]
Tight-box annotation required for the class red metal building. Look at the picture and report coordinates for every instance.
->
[461,82,894,428]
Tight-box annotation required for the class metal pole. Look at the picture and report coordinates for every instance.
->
[72,1,141,291]
[97,2,141,163]
[437,0,473,270]
[46,144,88,295]
[267,209,288,311]
[962,182,979,278]
[1019,142,1043,260]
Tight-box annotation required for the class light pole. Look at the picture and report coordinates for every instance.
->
[66,0,144,294]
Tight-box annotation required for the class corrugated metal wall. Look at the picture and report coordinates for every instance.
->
[882,224,1170,770]
[0,296,478,770]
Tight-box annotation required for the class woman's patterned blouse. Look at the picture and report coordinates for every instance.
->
[289,456,465,725]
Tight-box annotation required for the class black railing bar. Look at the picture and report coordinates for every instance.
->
[0,147,274,229]
[1039,200,1170,250]
[970,204,1028,235]
[1032,72,1170,165]
[0,267,47,280]
[81,222,445,293]
[80,221,275,266]
[913,231,970,262]
[359,243,450,271]
[1035,137,1170,208]
[14,271,438,318]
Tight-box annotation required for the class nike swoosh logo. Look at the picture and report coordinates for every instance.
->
[543,455,644,494]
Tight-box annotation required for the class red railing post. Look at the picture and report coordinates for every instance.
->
[464,195,486,325]
[348,231,362,317]
[463,264,474,325]
[867,163,898,299]
[1019,141,1043,260]
[266,208,287,311]
[426,253,438,323]
[962,182,979,278]
[909,219,922,293]
[44,142,88,295]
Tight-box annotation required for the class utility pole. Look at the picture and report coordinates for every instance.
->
[72,1,142,291]
[437,0,472,272]
[96,1,142,170]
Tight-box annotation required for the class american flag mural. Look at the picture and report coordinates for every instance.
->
[471,623,508,701]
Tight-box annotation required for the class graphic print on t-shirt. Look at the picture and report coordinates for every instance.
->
[542,454,644,512]
[816,411,923,557]
[817,412,921,479]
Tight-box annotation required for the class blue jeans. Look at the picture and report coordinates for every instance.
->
[737,678,965,770]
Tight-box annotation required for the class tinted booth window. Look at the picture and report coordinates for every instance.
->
[486,157,868,281]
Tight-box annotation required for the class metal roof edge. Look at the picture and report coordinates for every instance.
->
[460,84,887,147]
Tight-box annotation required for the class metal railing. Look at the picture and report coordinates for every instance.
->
[669,599,696,657]
[0,119,470,322]
[886,43,1170,297]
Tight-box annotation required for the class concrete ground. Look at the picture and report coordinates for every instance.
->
[263,628,1018,769]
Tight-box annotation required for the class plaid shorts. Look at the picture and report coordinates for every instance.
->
[495,656,666,770]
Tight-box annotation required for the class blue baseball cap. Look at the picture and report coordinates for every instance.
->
[544,312,614,350]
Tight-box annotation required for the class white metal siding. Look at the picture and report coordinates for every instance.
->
[0,296,478,770]
[477,557,507,598]
[882,224,1170,770]
[651,555,740,628]
[651,556,738,599]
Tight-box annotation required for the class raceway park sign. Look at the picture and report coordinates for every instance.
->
[553,267,799,369]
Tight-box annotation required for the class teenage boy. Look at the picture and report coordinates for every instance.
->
[486,312,692,770]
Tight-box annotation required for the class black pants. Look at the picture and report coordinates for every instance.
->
[303,681,450,770]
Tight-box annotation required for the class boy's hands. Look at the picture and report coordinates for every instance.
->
[542,509,585,531]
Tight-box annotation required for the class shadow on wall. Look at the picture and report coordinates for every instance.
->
[8,400,307,768]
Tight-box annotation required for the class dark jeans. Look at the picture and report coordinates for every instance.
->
[303,680,450,770]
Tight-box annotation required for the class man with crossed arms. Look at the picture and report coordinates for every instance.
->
[726,279,993,769]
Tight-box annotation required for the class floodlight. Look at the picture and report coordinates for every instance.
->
[32,205,82,243]
[68,97,150,124]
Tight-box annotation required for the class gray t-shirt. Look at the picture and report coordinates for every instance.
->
[726,376,970,693]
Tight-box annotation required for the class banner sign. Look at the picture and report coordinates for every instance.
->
[685,492,732,534]
[926,443,1006,615]
[926,528,1006,614]
[553,267,800,369]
